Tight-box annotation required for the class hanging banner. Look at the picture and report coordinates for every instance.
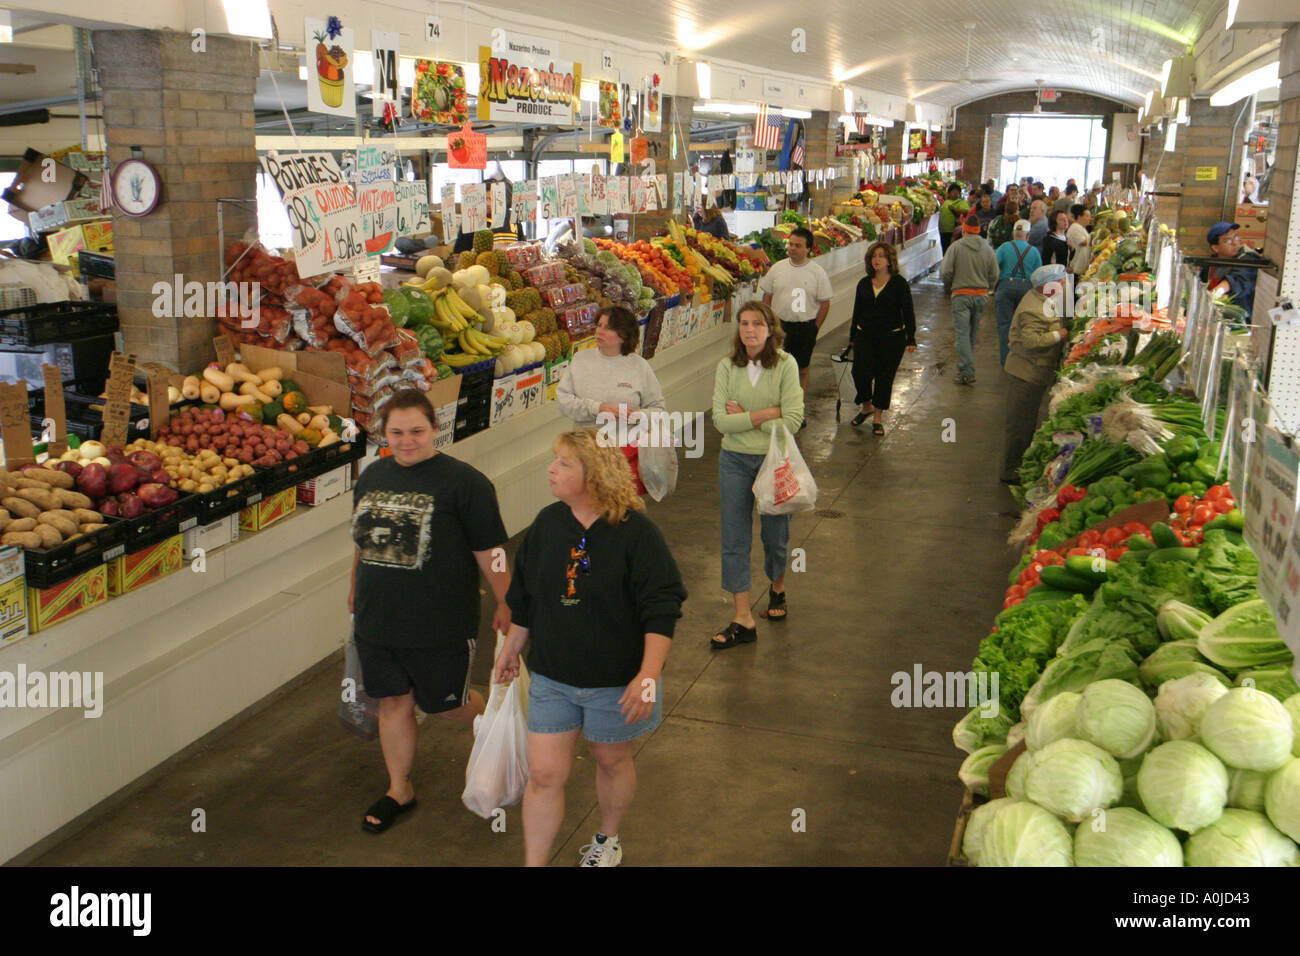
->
[641,74,662,132]
[306,17,355,118]
[371,31,399,119]
[590,169,608,215]
[598,81,623,129]
[259,151,365,276]
[446,121,487,169]
[478,34,581,126]
[355,144,398,255]
[461,183,488,233]
[412,59,469,125]
[440,183,459,239]
[395,179,429,237]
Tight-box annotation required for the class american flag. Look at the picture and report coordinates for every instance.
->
[792,138,804,168]
[754,102,782,150]
[855,114,866,135]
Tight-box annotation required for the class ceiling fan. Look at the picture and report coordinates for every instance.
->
[907,22,1002,87]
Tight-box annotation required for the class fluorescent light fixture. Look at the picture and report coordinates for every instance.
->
[693,101,756,115]
[1210,60,1280,106]
[1164,120,1177,152]
[1175,97,1190,124]
[696,61,712,100]
[1227,0,1240,26]
[222,0,274,40]
[780,108,812,119]
[0,10,12,43]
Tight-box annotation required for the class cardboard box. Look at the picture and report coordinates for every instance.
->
[1235,203,1267,251]
[240,343,353,419]
[432,401,457,450]
[0,546,30,647]
[297,465,349,506]
[107,535,183,596]
[1,148,87,217]
[28,564,108,634]
[240,487,296,532]
[489,372,517,426]
[425,372,461,451]
[512,364,546,415]
[182,513,240,557]
[545,357,570,403]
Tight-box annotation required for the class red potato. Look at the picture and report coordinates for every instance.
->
[254,443,267,457]
[292,440,309,455]
[185,436,200,452]
[99,498,119,517]
[117,493,145,519]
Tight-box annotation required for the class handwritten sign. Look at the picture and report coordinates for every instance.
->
[576,174,592,216]
[259,151,365,277]
[590,170,608,215]
[557,174,577,218]
[511,180,538,224]
[440,183,459,239]
[355,145,398,255]
[41,365,67,457]
[490,181,507,227]
[513,367,545,413]
[490,373,517,426]
[629,175,646,213]
[461,183,488,233]
[540,176,559,220]
[213,335,236,371]
[0,383,34,467]
[611,176,630,214]
[100,352,137,449]
[395,179,429,236]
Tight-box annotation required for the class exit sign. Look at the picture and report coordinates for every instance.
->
[1041,90,1061,102]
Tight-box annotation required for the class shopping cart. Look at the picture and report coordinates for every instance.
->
[831,342,855,421]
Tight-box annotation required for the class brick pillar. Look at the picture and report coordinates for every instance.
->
[803,110,838,216]
[1266,24,1299,299]
[94,30,259,373]
[983,116,1006,185]
[1166,97,1252,252]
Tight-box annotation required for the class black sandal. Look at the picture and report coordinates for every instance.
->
[711,621,757,650]
[761,587,787,621]
[850,412,869,427]
[362,795,417,834]
[872,423,885,436]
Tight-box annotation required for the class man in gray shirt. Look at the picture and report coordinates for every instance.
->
[939,215,1000,385]
[1026,199,1049,252]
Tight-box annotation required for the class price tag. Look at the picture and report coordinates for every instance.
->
[147,372,170,441]
[213,335,236,370]
[513,367,545,413]
[100,352,137,449]
[0,383,34,468]
[629,176,646,213]
[1254,426,1299,611]
[341,418,359,441]
[461,183,488,233]
[557,174,577,218]
[540,176,559,220]
[41,364,66,457]
[589,170,608,215]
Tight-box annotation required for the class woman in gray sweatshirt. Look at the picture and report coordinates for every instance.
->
[555,305,666,493]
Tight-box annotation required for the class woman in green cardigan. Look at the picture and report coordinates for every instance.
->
[710,300,805,649]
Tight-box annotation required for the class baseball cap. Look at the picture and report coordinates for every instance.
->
[1014,219,1031,234]
[1207,222,1239,245]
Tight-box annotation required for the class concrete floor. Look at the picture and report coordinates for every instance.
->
[28,273,1022,867]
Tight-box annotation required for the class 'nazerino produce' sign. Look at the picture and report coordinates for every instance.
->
[478,33,581,126]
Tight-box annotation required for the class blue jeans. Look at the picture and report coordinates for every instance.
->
[950,295,986,378]
[527,670,662,743]
[994,280,1032,367]
[718,448,790,594]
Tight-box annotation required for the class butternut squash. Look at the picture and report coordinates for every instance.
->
[257,366,285,382]
[260,379,283,399]
[202,366,234,392]
[219,392,257,411]
[226,363,262,386]
[182,375,202,400]
[276,414,303,436]
[199,382,221,405]
[239,381,273,404]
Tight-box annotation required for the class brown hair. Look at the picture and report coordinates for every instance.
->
[702,205,723,224]
[730,300,784,369]
[598,305,640,355]
[864,241,899,278]
[553,429,645,523]
[379,388,437,432]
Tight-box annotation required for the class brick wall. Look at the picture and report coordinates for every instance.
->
[949,90,1135,187]
[94,30,259,373]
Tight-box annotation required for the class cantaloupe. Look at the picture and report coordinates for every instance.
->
[416,255,444,278]
[425,266,453,289]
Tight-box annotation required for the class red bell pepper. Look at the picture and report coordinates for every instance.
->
[1056,484,1086,508]
[1037,507,1061,529]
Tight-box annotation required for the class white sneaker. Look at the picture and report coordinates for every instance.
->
[578,833,623,867]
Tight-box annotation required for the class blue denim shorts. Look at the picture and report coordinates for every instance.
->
[527,670,663,744]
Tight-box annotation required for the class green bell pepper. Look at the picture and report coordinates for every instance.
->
[1162,434,1199,465]
[1120,455,1172,490]
[1037,523,1068,551]
[1188,481,1208,498]
[1165,481,1192,497]
[1135,487,1167,502]
[1060,502,1088,535]
[1084,495,1112,516]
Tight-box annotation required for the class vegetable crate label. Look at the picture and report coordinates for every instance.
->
[107,535,182,597]
[513,368,545,414]
[28,565,107,634]
[259,152,366,278]
[0,546,28,646]
[490,374,517,426]
[772,458,801,507]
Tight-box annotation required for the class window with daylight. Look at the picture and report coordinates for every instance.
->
[998,115,1108,191]
[0,174,29,243]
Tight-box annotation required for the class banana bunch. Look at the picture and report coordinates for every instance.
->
[687,247,734,286]
[429,287,480,335]
[456,327,509,357]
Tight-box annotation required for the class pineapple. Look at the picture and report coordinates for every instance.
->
[472,229,494,253]
[493,251,510,276]
[475,251,499,276]
[505,290,531,315]
[506,271,524,291]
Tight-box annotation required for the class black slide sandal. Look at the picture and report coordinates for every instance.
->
[711,621,757,650]
[362,795,417,834]
[851,412,869,427]
[761,587,787,621]
[872,423,885,436]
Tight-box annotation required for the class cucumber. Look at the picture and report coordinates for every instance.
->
[1126,533,1155,550]
[1021,586,1076,604]
[1150,522,1181,549]
[1145,546,1200,563]
[1039,564,1101,593]
[1065,554,1120,583]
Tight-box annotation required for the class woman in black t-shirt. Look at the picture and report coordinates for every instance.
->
[848,242,916,435]
[1041,210,1071,268]
[349,389,511,835]
[494,429,686,867]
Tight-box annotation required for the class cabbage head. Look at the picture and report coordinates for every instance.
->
[1026,691,1079,752]
[1155,671,1229,741]
[1264,757,1300,842]
[1005,750,1031,799]
[1199,687,1294,772]
[1073,806,1183,866]
[958,744,1007,796]
[1183,809,1300,866]
[962,797,1019,865]
[980,800,1073,866]
[1076,679,1158,758]
[1137,739,1228,832]
[1227,768,1272,812]
[1025,738,1123,822]
[1285,694,1300,757]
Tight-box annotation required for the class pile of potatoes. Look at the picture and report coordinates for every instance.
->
[124,438,257,494]
[0,465,104,551]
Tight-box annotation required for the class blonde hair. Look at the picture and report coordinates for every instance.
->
[553,429,646,524]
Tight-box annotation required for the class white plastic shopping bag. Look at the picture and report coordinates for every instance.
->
[462,632,530,818]
[637,414,679,502]
[338,617,380,740]
[753,422,818,515]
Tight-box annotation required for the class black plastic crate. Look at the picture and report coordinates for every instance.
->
[260,436,366,495]
[77,251,115,281]
[0,301,118,346]
[21,515,130,590]
[453,414,490,443]
[184,466,272,524]
[119,489,202,550]
[29,386,155,442]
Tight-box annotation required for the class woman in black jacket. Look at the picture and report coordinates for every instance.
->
[1040,209,1071,268]
[849,241,916,434]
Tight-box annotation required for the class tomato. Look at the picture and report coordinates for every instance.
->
[1033,550,1058,566]
[1079,530,1102,548]
[1006,584,1027,600]
[1106,548,1125,562]
[1205,485,1230,501]
[1191,504,1217,527]
[1067,547,1092,557]
[1101,527,1127,546]
[1215,497,1235,513]
[1122,522,1148,536]
[1002,596,1021,609]
[1174,494,1196,515]
[1174,530,1194,547]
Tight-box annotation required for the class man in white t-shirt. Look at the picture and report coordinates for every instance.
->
[1066,204,1092,277]
[759,227,832,397]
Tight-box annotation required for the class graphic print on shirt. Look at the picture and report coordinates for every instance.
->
[562,538,588,606]
[353,490,435,569]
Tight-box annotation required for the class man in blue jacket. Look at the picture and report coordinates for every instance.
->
[1200,222,1266,315]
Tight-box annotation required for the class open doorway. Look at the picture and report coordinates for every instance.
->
[997,114,1107,189]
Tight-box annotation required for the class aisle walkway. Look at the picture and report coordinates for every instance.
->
[27,275,1021,867]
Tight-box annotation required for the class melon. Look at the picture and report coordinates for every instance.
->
[415,255,444,278]
[425,266,453,289]
[516,320,536,343]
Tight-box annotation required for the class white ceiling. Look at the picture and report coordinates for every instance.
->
[0,0,1220,113]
